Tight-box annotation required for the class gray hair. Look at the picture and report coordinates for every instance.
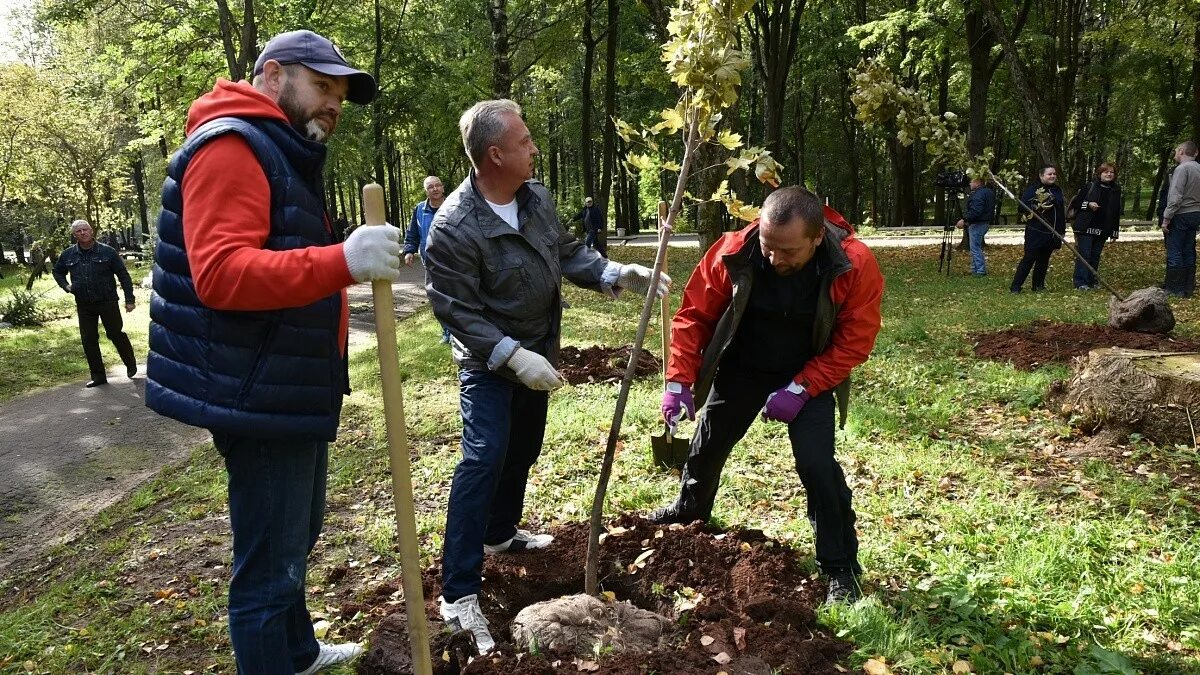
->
[459,99,522,169]
[1178,140,1198,158]
[423,175,442,189]
[70,219,92,232]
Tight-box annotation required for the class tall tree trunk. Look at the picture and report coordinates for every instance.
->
[1192,21,1200,141]
[386,139,402,226]
[747,0,807,163]
[549,110,560,200]
[981,0,1058,167]
[130,153,149,243]
[489,0,513,98]
[597,0,618,252]
[215,0,256,80]
[580,0,598,206]
[371,0,388,220]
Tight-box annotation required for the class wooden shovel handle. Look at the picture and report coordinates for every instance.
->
[363,184,433,675]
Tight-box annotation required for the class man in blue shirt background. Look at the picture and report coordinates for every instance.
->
[404,174,451,342]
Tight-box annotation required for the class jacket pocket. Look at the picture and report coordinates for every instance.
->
[235,316,281,407]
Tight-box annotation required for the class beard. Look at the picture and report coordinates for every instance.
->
[279,82,332,144]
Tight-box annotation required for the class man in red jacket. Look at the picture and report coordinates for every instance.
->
[148,30,398,674]
[649,186,883,603]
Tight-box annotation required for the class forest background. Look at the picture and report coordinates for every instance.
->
[0,0,1196,257]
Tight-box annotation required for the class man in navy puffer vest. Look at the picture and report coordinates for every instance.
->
[146,30,399,674]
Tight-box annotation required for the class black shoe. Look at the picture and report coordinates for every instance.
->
[825,570,861,604]
[126,364,138,378]
[85,379,108,388]
[1009,287,1021,294]
[647,502,705,525]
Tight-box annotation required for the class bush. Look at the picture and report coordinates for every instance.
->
[0,288,49,327]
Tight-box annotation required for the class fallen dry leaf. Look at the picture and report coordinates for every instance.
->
[953,660,972,674]
[864,658,893,675]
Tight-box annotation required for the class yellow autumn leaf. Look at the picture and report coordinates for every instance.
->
[953,660,972,674]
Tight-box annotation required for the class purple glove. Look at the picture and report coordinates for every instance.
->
[762,384,812,423]
[662,382,696,428]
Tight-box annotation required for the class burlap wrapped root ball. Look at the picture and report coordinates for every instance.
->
[511,594,672,657]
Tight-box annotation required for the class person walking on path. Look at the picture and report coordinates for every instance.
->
[1068,162,1122,291]
[425,99,670,654]
[1162,140,1200,297]
[53,219,138,388]
[1010,165,1066,293]
[645,186,883,605]
[956,176,996,276]
[144,29,400,675]
[571,196,606,254]
[405,175,452,342]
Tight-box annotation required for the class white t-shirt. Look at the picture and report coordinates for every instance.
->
[485,198,520,230]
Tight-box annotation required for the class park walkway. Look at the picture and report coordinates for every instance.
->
[0,263,429,578]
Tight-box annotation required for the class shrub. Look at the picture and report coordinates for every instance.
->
[0,288,49,327]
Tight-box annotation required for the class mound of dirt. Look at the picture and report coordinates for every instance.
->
[358,515,852,674]
[558,345,662,385]
[971,320,1200,370]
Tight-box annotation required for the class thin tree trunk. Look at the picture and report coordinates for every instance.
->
[489,0,513,98]
[981,0,1058,167]
[597,0,618,252]
[580,0,598,204]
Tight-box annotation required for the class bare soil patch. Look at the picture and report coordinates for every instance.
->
[557,345,662,385]
[970,320,1200,370]
[359,515,852,674]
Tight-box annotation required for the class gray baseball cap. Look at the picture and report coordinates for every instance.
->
[253,30,377,105]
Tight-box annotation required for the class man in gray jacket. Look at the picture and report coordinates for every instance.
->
[1162,140,1200,297]
[425,99,669,654]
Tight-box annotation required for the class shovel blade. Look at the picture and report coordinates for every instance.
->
[651,431,690,470]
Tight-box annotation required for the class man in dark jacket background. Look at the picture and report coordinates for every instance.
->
[571,196,606,254]
[53,218,138,387]
[956,177,996,276]
[426,98,669,654]
[648,186,884,605]
[145,30,399,675]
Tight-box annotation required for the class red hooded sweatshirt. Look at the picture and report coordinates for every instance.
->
[181,79,353,355]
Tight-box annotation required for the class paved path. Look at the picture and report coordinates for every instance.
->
[0,263,431,579]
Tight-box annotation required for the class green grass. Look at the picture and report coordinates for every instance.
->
[0,261,153,401]
[1,241,1198,673]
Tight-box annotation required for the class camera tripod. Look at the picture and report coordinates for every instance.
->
[937,190,965,275]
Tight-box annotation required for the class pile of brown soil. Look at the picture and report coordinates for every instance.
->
[359,515,852,674]
[558,345,662,385]
[971,320,1200,370]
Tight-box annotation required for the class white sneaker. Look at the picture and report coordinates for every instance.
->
[296,641,364,675]
[440,594,496,654]
[483,529,554,554]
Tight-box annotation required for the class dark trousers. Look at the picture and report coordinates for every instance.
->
[1072,234,1107,288]
[441,368,549,602]
[675,369,861,574]
[1011,246,1055,291]
[215,433,327,674]
[1165,212,1199,269]
[77,300,136,380]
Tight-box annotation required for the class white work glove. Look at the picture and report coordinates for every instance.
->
[617,264,671,299]
[506,347,565,391]
[343,224,402,282]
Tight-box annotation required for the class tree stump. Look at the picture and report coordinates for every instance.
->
[1059,348,1200,449]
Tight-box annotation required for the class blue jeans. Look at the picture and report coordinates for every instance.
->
[441,368,548,602]
[216,433,327,675]
[1072,233,1107,288]
[584,230,598,248]
[967,222,989,275]
[1166,212,1199,269]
